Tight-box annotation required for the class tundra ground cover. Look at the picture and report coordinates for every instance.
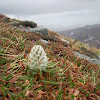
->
[0,17,100,100]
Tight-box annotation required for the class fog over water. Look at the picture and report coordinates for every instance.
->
[0,0,100,31]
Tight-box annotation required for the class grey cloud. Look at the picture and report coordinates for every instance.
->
[0,0,100,31]
[0,0,100,15]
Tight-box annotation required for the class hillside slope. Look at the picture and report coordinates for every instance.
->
[0,15,100,100]
[58,24,100,49]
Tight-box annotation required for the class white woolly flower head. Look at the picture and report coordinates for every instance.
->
[28,45,48,70]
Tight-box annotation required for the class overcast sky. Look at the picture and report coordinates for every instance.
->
[0,0,100,31]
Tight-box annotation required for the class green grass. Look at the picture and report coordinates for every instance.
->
[0,16,100,100]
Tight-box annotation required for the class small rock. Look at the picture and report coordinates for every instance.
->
[60,38,70,44]
[26,27,48,36]
[73,51,100,65]
[19,21,37,28]
[19,25,24,28]
[12,20,37,28]
[12,22,19,26]
[40,39,49,44]
[81,47,99,59]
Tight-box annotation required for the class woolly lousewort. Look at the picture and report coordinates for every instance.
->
[28,45,48,70]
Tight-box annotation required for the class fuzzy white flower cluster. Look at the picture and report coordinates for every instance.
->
[28,45,48,70]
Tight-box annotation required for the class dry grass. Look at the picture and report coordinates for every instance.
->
[65,37,100,56]
[0,17,100,100]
